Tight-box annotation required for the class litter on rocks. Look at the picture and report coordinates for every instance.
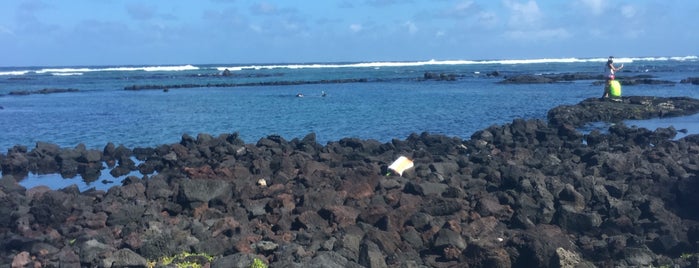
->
[387,156,414,176]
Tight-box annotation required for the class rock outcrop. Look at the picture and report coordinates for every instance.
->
[1,96,699,267]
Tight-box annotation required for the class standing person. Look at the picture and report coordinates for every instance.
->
[602,56,623,98]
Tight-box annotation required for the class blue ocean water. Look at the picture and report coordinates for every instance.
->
[1,56,698,190]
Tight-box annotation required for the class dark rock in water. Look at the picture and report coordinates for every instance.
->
[2,96,699,267]
[499,74,556,84]
[680,77,699,85]
[1,149,30,175]
[548,96,699,127]
[8,88,79,96]
[423,72,459,81]
[620,78,676,86]
[499,72,676,86]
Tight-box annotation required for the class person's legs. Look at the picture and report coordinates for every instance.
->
[602,75,614,98]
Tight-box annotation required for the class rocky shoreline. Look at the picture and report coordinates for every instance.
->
[2,96,699,267]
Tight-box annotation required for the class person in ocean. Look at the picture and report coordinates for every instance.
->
[602,56,623,98]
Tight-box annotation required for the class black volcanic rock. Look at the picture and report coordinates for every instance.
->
[680,77,699,85]
[8,88,79,96]
[2,96,699,267]
[548,96,699,127]
[499,75,556,84]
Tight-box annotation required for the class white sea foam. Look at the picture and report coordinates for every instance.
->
[0,70,30,76]
[34,64,199,74]
[215,56,697,71]
[2,56,695,76]
[51,72,83,76]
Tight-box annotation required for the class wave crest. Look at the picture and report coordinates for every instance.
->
[214,56,698,71]
[2,56,696,76]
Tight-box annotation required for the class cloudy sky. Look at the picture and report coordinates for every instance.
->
[1,0,697,66]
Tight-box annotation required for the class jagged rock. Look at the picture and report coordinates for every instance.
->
[103,248,147,267]
[2,96,699,267]
[548,96,699,127]
[358,240,388,268]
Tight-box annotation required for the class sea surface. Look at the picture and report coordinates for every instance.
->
[2,56,698,190]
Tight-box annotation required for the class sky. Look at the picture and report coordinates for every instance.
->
[0,0,697,67]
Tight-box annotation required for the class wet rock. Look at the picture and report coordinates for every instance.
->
[9,88,79,96]
[680,77,699,85]
[423,72,458,81]
[499,75,555,84]
[548,96,699,127]
[1,150,29,175]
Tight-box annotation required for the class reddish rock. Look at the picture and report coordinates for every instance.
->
[320,205,359,229]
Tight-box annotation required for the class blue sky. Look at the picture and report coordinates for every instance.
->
[1,0,697,66]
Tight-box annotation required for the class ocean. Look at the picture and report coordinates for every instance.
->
[2,56,699,190]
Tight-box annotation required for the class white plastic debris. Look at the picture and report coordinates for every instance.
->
[387,156,414,176]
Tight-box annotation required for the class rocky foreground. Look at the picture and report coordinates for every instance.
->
[2,96,699,267]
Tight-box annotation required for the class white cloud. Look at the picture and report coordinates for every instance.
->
[622,28,644,39]
[0,25,14,35]
[404,21,418,34]
[455,1,475,11]
[249,24,262,33]
[126,4,156,21]
[620,5,637,19]
[505,28,571,41]
[503,0,542,29]
[477,11,498,28]
[577,0,605,15]
[283,20,299,31]
[349,23,362,33]
[251,2,277,15]
[447,1,476,17]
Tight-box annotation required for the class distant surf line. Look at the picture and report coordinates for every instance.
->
[215,56,698,71]
[1,56,696,76]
